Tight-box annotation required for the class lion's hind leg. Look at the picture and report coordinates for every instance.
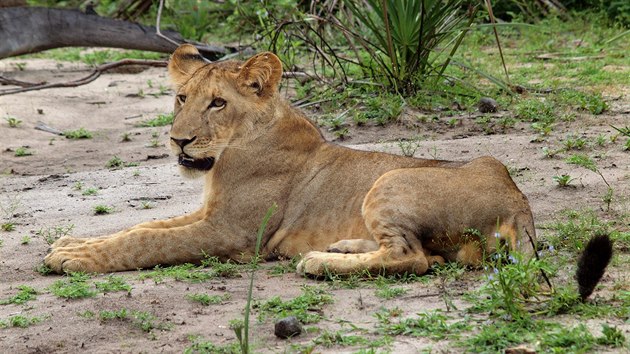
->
[297,248,431,277]
[298,171,437,277]
[297,235,433,278]
[297,240,444,276]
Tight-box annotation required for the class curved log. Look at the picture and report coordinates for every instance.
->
[0,7,228,60]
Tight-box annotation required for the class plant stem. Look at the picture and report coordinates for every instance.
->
[381,0,398,83]
[242,203,277,354]
[484,0,510,85]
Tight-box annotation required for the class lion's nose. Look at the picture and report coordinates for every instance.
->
[171,136,197,149]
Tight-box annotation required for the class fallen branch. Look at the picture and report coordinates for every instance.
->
[0,59,167,96]
[0,75,45,87]
[0,7,229,60]
[1,64,315,96]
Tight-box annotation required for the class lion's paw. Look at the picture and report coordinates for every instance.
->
[296,251,354,277]
[296,251,325,276]
[44,246,102,274]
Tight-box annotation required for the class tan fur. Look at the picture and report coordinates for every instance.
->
[44,45,537,276]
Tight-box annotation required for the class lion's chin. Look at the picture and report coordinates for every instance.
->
[177,154,215,179]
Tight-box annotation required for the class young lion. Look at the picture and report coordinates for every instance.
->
[45,44,544,277]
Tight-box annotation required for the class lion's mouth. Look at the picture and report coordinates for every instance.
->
[178,154,215,171]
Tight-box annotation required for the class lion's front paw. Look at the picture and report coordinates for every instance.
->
[44,246,103,274]
[296,251,334,277]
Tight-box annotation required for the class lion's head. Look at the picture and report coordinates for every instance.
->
[167,44,283,178]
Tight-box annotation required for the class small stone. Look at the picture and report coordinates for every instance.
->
[478,97,498,113]
[274,316,302,339]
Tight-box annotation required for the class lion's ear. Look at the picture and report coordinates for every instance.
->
[237,52,282,98]
[168,44,208,88]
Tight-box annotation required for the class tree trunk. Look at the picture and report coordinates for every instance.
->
[0,7,228,60]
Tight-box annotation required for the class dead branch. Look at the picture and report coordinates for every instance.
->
[0,7,229,60]
[0,76,46,87]
[155,0,180,47]
[0,59,167,96]
[282,71,312,79]
[1,62,311,96]
[34,122,64,136]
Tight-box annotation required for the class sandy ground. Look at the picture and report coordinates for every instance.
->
[0,58,629,353]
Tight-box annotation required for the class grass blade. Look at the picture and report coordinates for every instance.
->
[240,203,277,354]
[484,0,510,85]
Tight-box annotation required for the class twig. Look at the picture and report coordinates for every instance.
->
[34,122,64,135]
[296,98,335,109]
[219,52,246,61]
[0,76,46,87]
[0,59,167,96]
[525,228,553,291]
[155,0,180,47]
[534,53,606,61]
[282,71,312,79]
[153,0,236,60]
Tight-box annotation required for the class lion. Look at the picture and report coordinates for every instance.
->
[44,45,611,291]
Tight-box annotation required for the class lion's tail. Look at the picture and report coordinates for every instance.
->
[576,234,613,300]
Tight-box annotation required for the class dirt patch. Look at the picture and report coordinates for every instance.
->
[1,58,629,352]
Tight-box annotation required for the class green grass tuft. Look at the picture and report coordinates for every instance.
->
[377,309,470,340]
[1,222,15,232]
[4,116,22,128]
[138,258,241,284]
[94,275,132,293]
[0,315,43,328]
[0,285,37,305]
[49,272,97,299]
[14,147,33,157]
[184,335,241,354]
[186,293,230,306]
[255,285,333,324]
[93,204,114,215]
[64,128,93,139]
[137,113,174,127]
[96,308,171,333]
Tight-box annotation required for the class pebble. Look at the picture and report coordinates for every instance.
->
[478,97,499,113]
[274,316,302,339]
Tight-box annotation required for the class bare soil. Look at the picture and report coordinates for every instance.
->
[0,58,629,353]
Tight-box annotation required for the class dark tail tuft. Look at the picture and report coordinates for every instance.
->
[576,234,613,300]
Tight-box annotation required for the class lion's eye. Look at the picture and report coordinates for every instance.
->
[176,95,187,104]
[209,97,226,109]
